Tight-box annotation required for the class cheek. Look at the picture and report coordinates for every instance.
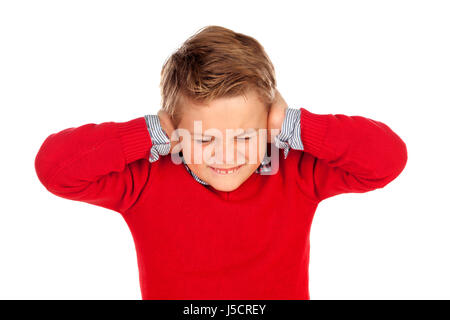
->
[181,140,205,164]
[246,137,267,164]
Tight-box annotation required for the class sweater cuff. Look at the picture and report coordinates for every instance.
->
[274,107,304,159]
[144,114,171,162]
[299,107,329,157]
[117,116,152,163]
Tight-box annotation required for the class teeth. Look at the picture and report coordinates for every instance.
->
[211,166,241,174]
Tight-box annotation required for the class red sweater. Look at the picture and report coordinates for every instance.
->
[34,107,408,299]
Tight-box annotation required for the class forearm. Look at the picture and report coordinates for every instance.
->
[34,117,154,213]
[275,107,408,201]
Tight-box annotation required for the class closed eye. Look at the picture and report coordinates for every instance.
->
[194,138,212,144]
[194,136,253,144]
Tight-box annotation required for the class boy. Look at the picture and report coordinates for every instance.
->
[34,25,408,299]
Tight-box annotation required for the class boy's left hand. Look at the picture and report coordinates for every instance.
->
[267,88,288,144]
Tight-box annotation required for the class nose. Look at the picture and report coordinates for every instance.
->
[210,138,245,166]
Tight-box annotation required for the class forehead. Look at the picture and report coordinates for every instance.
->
[179,89,267,131]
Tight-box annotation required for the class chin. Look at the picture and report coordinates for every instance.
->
[209,180,243,192]
[209,180,242,192]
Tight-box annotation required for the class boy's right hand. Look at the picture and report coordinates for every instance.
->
[157,109,181,154]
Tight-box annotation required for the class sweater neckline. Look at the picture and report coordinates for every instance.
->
[174,151,271,201]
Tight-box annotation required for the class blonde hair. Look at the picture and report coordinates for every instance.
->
[159,25,277,126]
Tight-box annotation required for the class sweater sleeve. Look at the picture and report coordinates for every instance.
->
[278,107,408,203]
[34,116,157,214]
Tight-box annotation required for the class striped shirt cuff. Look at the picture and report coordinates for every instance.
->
[144,114,171,162]
[274,107,304,159]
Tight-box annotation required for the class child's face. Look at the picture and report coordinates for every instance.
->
[177,89,268,192]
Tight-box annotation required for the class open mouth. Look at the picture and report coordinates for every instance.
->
[208,164,244,175]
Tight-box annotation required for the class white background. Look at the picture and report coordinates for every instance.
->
[1,0,449,299]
